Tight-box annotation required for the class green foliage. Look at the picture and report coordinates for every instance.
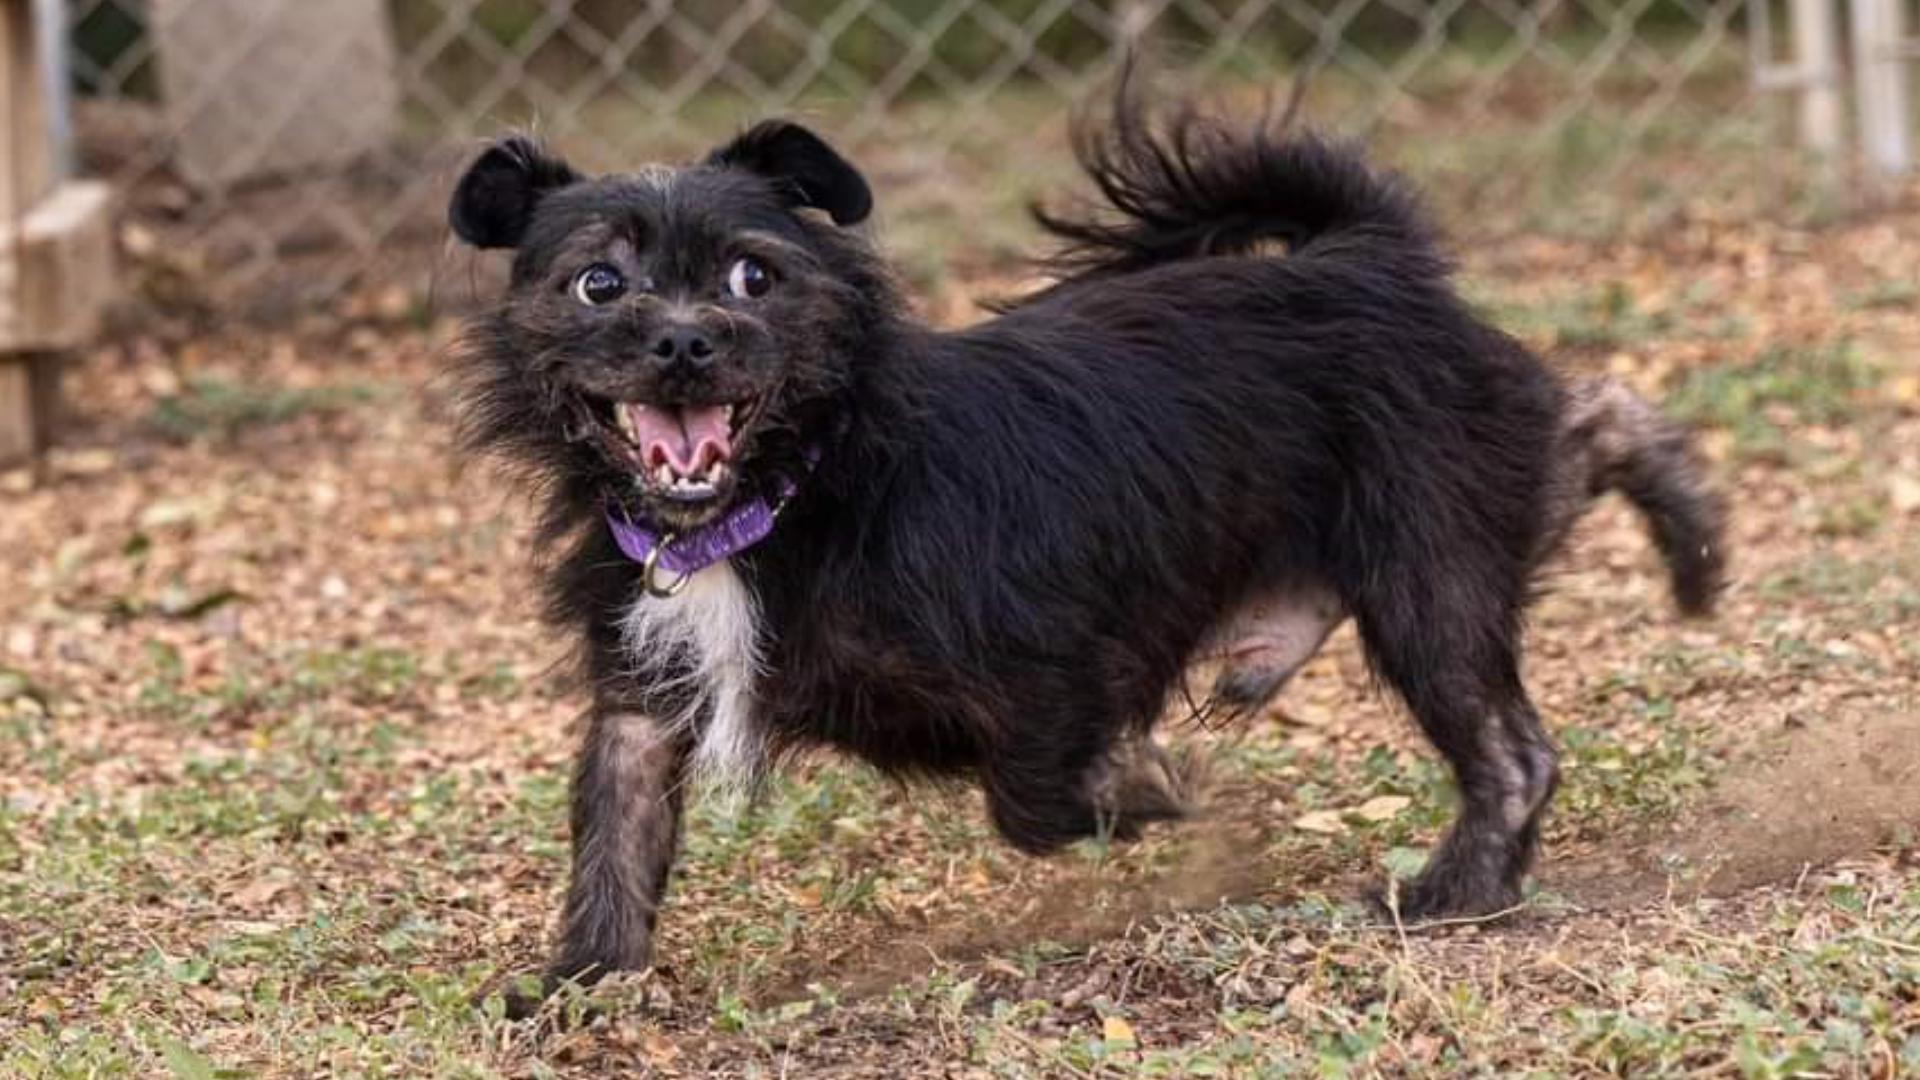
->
[149,376,380,443]
[1668,341,1882,461]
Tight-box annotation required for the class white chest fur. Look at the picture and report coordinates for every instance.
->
[618,562,766,794]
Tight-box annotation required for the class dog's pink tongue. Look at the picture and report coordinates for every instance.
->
[624,403,732,474]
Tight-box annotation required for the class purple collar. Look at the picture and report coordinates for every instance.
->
[605,455,813,597]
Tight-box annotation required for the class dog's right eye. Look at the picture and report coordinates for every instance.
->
[570,264,627,306]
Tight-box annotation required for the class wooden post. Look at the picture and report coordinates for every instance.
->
[3,0,115,466]
[0,351,59,460]
[2,1,52,217]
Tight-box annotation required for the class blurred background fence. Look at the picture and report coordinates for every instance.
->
[52,0,1915,320]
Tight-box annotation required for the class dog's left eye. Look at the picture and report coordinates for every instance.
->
[724,257,772,300]
[571,264,627,306]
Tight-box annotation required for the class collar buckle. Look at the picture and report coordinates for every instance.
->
[639,531,693,598]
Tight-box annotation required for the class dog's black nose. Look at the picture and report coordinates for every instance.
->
[647,324,715,369]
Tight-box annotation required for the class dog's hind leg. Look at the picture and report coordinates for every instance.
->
[1393,680,1559,920]
[1206,581,1345,713]
[1352,586,1560,920]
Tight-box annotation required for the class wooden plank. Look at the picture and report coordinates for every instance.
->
[0,350,58,464]
[3,3,113,350]
[3,0,55,465]
[0,180,114,352]
[2,0,55,218]
[0,127,114,457]
[28,349,59,451]
[151,0,400,189]
[1,2,107,466]
[0,357,31,464]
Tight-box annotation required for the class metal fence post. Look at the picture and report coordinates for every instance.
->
[1850,0,1915,181]
[1789,0,1845,154]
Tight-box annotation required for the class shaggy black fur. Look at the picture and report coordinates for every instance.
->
[448,95,1725,1007]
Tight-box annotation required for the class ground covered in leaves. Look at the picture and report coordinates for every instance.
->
[3,171,1919,1077]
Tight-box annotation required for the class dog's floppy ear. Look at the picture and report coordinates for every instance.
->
[707,121,872,226]
[449,136,581,249]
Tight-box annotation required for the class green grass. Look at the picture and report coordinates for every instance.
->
[149,376,384,443]
[1840,279,1920,312]
[1484,279,1682,351]
[1473,275,1753,356]
[1761,550,1920,635]
[1667,341,1884,461]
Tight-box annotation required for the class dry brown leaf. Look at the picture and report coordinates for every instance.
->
[1293,810,1347,835]
[1353,795,1412,823]
[1889,474,1920,514]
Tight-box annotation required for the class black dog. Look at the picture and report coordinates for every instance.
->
[448,96,1723,1003]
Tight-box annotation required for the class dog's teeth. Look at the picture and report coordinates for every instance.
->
[654,464,672,487]
[617,403,644,442]
[657,471,718,501]
[711,463,730,485]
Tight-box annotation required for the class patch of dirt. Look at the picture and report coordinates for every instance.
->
[1563,703,1920,910]
[765,814,1287,1002]
[1683,702,1919,880]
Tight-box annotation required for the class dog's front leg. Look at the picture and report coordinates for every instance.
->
[542,708,688,999]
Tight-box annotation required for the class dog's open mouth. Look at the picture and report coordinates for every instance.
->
[594,397,764,504]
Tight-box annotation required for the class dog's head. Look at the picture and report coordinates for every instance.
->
[450,122,889,530]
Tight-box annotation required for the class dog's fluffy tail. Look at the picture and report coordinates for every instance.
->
[1032,88,1442,282]
[1549,377,1728,615]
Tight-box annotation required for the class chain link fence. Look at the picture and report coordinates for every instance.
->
[65,0,1771,319]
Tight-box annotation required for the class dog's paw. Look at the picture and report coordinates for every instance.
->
[1367,867,1524,926]
[471,972,562,1022]
[481,965,676,1027]
[1088,735,1207,839]
[500,981,554,1023]
[478,968,615,1025]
